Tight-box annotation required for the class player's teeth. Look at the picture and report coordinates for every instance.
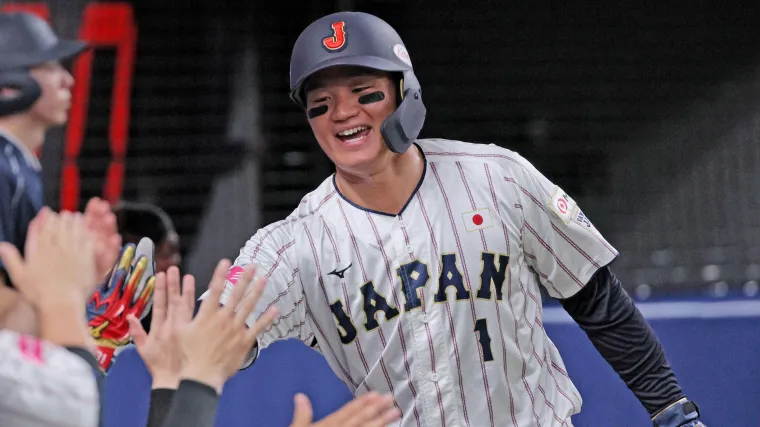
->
[339,126,368,136]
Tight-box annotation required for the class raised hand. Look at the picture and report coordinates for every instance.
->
[83,197,122,279]
[127,266,195,389]
[177,259,278,394]
[0,209,98,348]
[0,208,98,303]
[289,392,401,427]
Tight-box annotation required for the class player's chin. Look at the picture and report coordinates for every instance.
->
[332,146,384,172]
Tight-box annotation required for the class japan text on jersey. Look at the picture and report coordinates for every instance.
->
[211,139,619,427]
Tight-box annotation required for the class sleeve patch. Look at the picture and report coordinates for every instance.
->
[549,186,578,225]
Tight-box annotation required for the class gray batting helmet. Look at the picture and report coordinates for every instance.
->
[0,12,87,116]
[289,12,426,154]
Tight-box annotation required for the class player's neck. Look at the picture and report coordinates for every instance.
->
[0,115,47,154]
[335,146,424,215]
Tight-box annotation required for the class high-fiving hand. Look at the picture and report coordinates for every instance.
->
[127,266,196,389]
[290,392,401,427]
[178,260,278,394]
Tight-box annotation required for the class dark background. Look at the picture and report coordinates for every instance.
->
[68,0,759,296]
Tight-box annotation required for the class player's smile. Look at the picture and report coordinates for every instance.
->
[335,124,372,146]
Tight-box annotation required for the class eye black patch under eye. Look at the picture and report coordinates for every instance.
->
[358,91,385,105]
[307,105,328,119]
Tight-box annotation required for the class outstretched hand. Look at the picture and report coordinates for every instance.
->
[0,208,98,303]
[290,392,400,427]
[177,259,278,393]
[127,266,195,389]
[83,197,122,279]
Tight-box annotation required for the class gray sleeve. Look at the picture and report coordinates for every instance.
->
[160,380,219,427]
[0,330,100,427]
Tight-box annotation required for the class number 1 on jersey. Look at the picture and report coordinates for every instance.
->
[474,318,494,361]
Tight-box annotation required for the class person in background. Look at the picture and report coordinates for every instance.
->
[113,201,182,275]
[0,11,122,338]
[113,200,182,334]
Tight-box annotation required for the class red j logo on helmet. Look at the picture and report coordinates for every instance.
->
[322,21,347,51]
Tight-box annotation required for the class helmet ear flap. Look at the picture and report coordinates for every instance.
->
[398,76,405,103]
[0,70,42,116]
[380,69,426,154]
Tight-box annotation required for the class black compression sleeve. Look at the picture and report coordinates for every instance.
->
[147,388,176,427]
[559,266,684,416]
[160,380,219,427]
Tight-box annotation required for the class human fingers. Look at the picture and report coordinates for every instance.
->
[57,211,78,249]
[24,207,50,256]
[233,272,265,327]
[195,259,231,320]
[178,274,196,323]
[39,210,60,251]
[0,243,26,287]
[352,394,400,427]
[149,272,168,330]
[68,213,92,259]
[127,314,149,348]
[166,266,182,310]
[244,306,278,346]
[289,393,313,427]
[329,392,381,423]
[220,263,255,318]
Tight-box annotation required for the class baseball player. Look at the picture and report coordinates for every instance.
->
[207,12,705,427]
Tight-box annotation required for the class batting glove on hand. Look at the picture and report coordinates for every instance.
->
[86,238,156,372]
[652,398,705,427]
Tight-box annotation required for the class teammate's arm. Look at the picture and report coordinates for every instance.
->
[507,155,702,426]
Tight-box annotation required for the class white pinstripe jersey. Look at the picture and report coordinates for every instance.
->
[220,138,619,427]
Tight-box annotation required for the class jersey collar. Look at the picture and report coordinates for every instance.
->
[333,142,427,217]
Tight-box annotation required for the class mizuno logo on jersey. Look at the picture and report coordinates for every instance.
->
[462,208,493,232]
[328,263,353,279]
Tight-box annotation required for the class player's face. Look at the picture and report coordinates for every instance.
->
[304,66,397,173]
[28,61,75,126]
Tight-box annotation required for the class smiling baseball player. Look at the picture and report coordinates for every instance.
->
[206,11,705,427]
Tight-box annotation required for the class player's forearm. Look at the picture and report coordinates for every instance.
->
[37,296,91,349]
[560,266,684,416]
[147,388,176,427]
[159,380,219,427]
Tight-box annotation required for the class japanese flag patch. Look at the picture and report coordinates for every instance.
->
[462,208,493,232]
[549,186,578,225]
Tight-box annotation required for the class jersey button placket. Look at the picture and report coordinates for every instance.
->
[396,216,434,424]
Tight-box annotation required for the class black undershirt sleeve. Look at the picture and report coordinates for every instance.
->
[559,266,685,416]
[159,380,220,427]
[147,388,176,427]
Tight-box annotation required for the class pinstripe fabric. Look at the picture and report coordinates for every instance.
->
[208,139,618,427]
